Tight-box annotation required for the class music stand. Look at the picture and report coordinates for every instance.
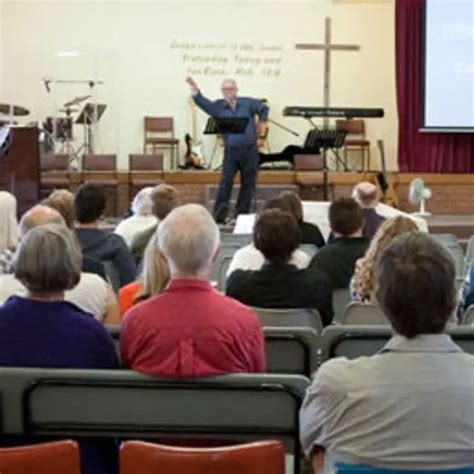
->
[304,128,348,173]
[204,117,249,135]
[205,117,249,170]
[76,103,107,155]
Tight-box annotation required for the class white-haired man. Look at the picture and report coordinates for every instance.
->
[0,205,120,324]
[121,204,266,377]
[186,77,268,224]
[352,181,386,240]
[114,187,157,247]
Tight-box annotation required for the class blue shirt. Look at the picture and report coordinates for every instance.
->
[0,296,120,474]
[193,92,269,148]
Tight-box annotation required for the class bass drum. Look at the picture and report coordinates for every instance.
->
[44,116,73,141]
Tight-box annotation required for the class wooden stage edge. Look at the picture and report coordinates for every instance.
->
[159,170,474,186]
[43,170,474,216]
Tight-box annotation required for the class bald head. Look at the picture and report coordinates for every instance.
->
[19,205,66,239]
[352,181,380,208]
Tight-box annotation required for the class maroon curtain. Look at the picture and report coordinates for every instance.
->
[396,0,474,172]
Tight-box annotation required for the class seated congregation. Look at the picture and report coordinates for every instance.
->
[0,182,472,474]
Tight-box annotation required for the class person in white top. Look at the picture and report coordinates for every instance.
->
[2,205,120,324]
[0,272,113,323]
[0,191,18,275]
[226,197,312,277]
[115,187,158,247]
[227,244,310,277]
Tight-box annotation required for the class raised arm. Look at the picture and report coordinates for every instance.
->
[186,76,220,117]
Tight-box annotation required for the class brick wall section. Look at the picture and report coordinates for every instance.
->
[43,171,474,216]
[395,184,474,215]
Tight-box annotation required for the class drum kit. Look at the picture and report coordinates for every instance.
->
[0,78,106,168]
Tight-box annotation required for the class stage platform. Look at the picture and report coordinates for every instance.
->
[41,169,474,219]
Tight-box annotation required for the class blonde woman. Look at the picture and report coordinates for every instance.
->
[0,191,18,274]
[119,233,169,317]
[352,216,419,303]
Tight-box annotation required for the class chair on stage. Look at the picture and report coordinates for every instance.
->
[143,116,179,170]
[120,440,285,474]
[40,153,70,196]
[336,119,371,172]
[128,153,164,202]
[82,154,118,217]
[294,154,331,201]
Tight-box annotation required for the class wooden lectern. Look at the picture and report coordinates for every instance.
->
[0,127,40,214]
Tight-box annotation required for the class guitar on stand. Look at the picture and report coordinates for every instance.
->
[181,98,205,169]
[376,139,398,208]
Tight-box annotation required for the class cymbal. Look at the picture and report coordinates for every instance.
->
[0,104,30,116]
[64,95,91,108]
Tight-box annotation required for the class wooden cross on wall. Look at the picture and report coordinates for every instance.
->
[296,17,361,127]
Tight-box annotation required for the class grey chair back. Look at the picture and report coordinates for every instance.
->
[105,325,319,377]
[253,307,323,333]
[220,233,252,248]
[465,237,474,269]
[431,235,465,277]
[264,327,320,376]
[102,260,121,293]
[444,244,467,278]
[0,368,308,474]
[431,233,460,246]
[332,288,352,323]
[341,303,389,325]
[211,243,240,290]
[320,325,474,365]
[448,326,474,354]
[321,325,391,364]
[463,305,474,326]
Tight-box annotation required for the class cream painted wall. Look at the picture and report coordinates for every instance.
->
[0,0,398,170]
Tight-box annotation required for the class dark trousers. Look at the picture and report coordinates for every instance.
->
[214,144,259,223]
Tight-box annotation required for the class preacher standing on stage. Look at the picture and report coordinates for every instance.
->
[186,77,269,224]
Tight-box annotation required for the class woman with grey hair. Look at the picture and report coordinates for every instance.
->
[0,191,18,274]
[0,223,119,474]
[114,187,157,247]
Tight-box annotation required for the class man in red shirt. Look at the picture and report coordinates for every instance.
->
[121,204,266,377]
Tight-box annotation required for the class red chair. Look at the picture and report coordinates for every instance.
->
[128,154,164,201]
[120,440,285,474]
[0,440,80,474]
[143,116,179,169]
[40,153,70,195]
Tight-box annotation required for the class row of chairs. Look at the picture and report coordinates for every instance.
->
[0,439,286,474]
[106,324,474,377]
[0,367,307,474]
[41,153,165,216]
[1,321,474,474]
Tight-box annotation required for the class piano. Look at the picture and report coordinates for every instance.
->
[0,127,40,214]
[283,106,384,119]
